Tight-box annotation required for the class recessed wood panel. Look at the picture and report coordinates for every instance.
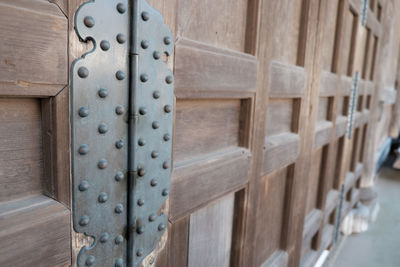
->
[188,193,235,267]
[174,99,242,163]
[322,0,340,71]
[177,0,248,52]
[0,98,42,202]
[305,148,323,215]
[266,99,299,137]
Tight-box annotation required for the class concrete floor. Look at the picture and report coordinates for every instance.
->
[332,167,400,267]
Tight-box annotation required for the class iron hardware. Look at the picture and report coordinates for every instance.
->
[346,72,359,139]
[361,0,369,26]
[71,1,174,266]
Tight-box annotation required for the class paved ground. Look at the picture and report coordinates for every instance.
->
[332,166,400,267]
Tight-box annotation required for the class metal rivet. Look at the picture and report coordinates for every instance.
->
[140,74,149,83]
[116,70,125,80]
[166,75,174,84]
[85,255,95,266]
[138,139,146,146]
[98,159,108,169]
[115,235,124,244]
[98,88,108,98]
[163,161,169,169]
[149,214,157,222]
[153,91,160,99]
[164,36,172,45]
[158,223,166,231]
[151,151,159,158]
[136,249,144,257]
[137,226,145,234]
[98,123,108,134]
[138,168,145,177]
[116,3,126,14]
[79,215,90,226]
[79,107,89,117]
[116,105,125,115]
[98,192,108,203]
[100,233,109,243]
[115,171,124,182]
[115,140,124,149]
[162,189,169,197]
[115,258,123,267]
[117,33,126,44]
[83,16,95,28]
[151,179,158,187]
[139,107,147,115]
[78,67,89,78]
[164,105,172,113]
[79,180,89,192]
[137,199,144,206]
[142,11,150,21]
[78,144,89,155]
[141,40,149,49]
[152,121,160,129]
[100,40,110,51]
[164,134,170,141]
[153,51,161,60]
[115,204,123,214]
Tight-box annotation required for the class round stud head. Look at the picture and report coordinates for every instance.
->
[137,226,145,234]
[153,91,160,99]
[115,204,123,214]
[137,199,144,206]
[162,189,169,197]
[164,105,172,113]
[115,171,124,182]
[115,105,125,115]
[100,233,109,243]
[151,151,159,158]
[151,179,158,187]
[164,36,172,45]
[158,223,166,231]
[140,74,149,83]
[116,3,126,13]
[116,33,126,44]
[139,107,147,115]
[98,123,108,134]
[79,215,90,226]
[164,134,171,141]
[79,180,89,192]
[141,11,150,21]
[115,140,124,149]
[152,121,160,129]
[115,235,124,244]
[98,192,108,203]
[149,214,157,222]
[138,139,146,146]
[100,40,110,51]
[138,168,145,177]
[115,258,123,267]
[98,159,108,169]
[78,144,89,155]
[98,88,108,98]
[78,106,89,117]
[83,16,95,28]
[141,40,149,49]
[78,67,89,78]
[153,51,161,60]
[136,249,144,257]
[86,255,95,266]
[166,75,174,84]
[163,161,169,169]
[116,70,125,80]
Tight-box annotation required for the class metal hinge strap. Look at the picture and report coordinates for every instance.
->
[346,72,359,139]
[361,0,369,26]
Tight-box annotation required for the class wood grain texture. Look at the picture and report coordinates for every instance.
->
[269,61,307,98]
[174,38,257,98]
[0,0,67,97]
[260,250,289,267]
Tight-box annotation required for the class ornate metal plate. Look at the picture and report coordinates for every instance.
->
[346,72,359,139]
[71,0,173,266]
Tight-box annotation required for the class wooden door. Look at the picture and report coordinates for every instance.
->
[0,0,70,266]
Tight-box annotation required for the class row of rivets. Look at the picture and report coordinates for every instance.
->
[136,223,165,235]
[79,105,125,117]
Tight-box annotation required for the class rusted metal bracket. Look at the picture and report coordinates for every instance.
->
[71,1,173,266]
[346,72,359,139]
